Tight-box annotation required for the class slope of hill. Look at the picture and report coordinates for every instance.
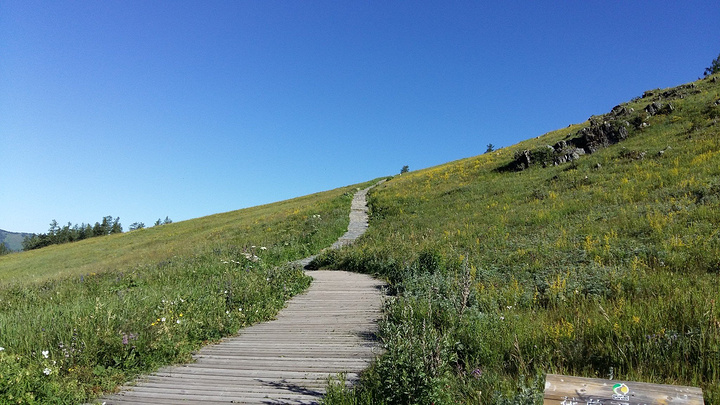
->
[0,182,379,285]
[319,74,720,404]
[0,229,33,251]
[0,180,377,403]
[1,72,718,404]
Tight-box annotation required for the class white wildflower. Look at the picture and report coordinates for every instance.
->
[0,346,4,351]
[43,367,51,375]
[42,350,49,358]
[161,317,166,322]
[176,319,181,324]
[260,246,267,251]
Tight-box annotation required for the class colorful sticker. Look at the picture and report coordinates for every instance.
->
[612,383,629,396]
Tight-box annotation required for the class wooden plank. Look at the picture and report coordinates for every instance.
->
[544,374,704,405]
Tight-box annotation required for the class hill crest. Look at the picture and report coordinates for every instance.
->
[0,229,33,251]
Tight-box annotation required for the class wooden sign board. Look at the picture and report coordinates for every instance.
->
[544,374,704,405]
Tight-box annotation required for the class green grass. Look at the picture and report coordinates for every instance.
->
[3,74,719,404]
[0,180,377,404]
[0,184,375,285]
[317,75,720,404]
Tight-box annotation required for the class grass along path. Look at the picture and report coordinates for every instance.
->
[99,271,384,404]
[0,182,382,404]
[99,184,386,404]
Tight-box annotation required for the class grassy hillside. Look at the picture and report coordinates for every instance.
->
[0,185,374,285]
[0,229,33,252]
[319,74,720,404]
[0,181,376,404]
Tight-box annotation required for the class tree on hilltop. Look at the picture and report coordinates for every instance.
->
[705,52,720,76]
[154,216,172,226]
[23,215,123,251]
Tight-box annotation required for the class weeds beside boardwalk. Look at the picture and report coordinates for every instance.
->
[320,76,720,404]
[0,182,375,404]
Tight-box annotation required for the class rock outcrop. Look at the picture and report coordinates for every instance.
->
[499,80,698,172]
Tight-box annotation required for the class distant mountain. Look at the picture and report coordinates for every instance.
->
[0,229,34,251]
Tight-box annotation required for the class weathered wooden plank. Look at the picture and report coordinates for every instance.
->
[111,390,320,402]
[138,375,351,389]
[544,374,704,405]
[151,369,359,381]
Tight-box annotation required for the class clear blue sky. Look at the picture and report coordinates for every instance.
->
[2,1,718,234]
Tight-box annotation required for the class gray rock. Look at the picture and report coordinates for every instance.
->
[611,105,631,117]
[645,102,662,115]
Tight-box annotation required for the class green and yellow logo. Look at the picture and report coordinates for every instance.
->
[612,383,630,397]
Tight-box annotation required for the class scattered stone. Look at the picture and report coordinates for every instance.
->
[658,146,672,157]
[662,89,682,99]
[644,101,675,116]
[516,150,531,170]
[645,102,662,115]
[553,147,586,165]
[611,104,631,117]
[620,148,647,160]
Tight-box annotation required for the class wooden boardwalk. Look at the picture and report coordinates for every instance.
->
[100,185,384,404]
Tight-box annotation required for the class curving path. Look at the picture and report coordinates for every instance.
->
[100,184,384,404]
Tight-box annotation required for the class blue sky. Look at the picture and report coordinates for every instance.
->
[2,1,719,234]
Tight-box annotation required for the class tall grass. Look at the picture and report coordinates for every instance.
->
[319,75,720,404]
[0,181,375,404]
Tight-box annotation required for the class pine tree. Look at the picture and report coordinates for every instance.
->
[705,53,720,76]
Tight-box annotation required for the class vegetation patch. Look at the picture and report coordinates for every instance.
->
[0,182,375,404]
[319,75,720,404]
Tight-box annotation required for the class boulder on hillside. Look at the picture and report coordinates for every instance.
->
[645,101,674,116]
[568,120,629,154]
[645,102,662,115]
[611,104,633,117]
